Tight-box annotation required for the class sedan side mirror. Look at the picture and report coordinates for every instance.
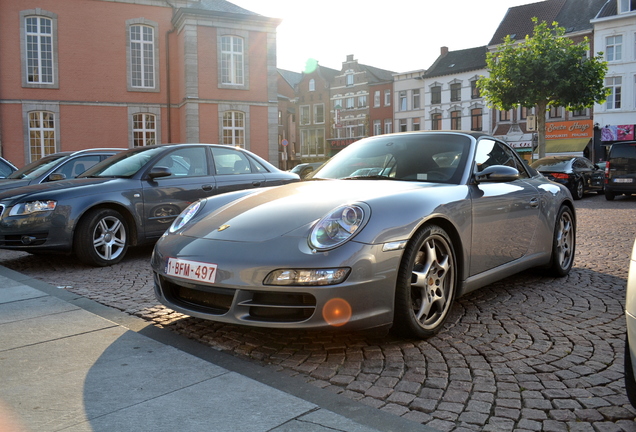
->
[148,166,172,180]
[48,173,67,182]
[475,165,520,183]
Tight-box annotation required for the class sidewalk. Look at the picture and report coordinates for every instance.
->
[0,265,435,432]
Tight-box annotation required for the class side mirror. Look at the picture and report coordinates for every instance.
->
[475,165,520,183]
[148,166,172,180]
[48,173,66,182]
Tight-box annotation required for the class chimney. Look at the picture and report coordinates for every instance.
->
[346,54,354,62]
[440,46,449,56]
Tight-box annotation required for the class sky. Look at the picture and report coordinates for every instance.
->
[230,0,540,74]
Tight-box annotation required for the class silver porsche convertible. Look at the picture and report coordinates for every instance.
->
[151,131,576,338]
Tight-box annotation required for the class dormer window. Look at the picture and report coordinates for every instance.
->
[619,0,636,12]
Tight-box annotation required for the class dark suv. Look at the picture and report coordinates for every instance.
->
[605,141,636,200]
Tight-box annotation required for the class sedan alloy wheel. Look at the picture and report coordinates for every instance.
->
[75,208,129,266]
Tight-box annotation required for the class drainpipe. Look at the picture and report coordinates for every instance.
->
[165,1,176,143]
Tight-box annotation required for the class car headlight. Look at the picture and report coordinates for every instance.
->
[309,204,367,251]
[169,200,204,233]
[264,268,351,286]
[9,200,57,216]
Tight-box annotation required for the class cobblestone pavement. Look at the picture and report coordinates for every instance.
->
[2,193,636,431]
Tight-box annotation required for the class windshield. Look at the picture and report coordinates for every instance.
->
[7,155,68,180]
[531,158,571,171]
[80,146,165,178]
[313,133,471,184]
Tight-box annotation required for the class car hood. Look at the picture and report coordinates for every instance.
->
[0,177,122,201]
[181,180,449,243]
[0,179,33,191]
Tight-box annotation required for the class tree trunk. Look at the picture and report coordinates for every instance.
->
[536,102,547,159]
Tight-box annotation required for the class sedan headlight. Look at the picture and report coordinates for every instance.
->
[9,200,57,216]
[169,200,204,233]
[309,204,367,251]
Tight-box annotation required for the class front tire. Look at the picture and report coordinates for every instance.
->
[74,208,129,266]
[572,179,584,200]
[547,205,575,277]
[392,224,457,339]
[605,189,616,201]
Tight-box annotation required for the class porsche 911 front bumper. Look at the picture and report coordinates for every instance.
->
[151,233,404,330]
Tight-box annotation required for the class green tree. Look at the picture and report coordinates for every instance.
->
[478,18,608,158]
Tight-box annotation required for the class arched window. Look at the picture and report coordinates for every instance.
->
[223,111,245,147]
[133,113,156,146]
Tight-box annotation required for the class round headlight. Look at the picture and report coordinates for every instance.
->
[309,204,366,251]
[169,200,204,233]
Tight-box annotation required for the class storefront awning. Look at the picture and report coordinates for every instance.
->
[545,138,591,153]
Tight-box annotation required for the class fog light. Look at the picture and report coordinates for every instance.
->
[21,236,36,245]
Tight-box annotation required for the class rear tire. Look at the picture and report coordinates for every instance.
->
[547,206,575,277]
[392,224,457,339]
[74,208,129,266]
[572,179,584,200]
[605,189,615,201]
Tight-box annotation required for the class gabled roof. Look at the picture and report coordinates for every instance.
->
[595,0,618,18]
[316,65,340,81]
[278,69,302,89]
[555,0,608,32]
[422,46,488,79]
[488,0,566,45]
[360,64,395,83]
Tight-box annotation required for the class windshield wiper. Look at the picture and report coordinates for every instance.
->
[341,175,395,180]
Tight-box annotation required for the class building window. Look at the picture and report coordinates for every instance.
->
[471,81,480,99]
[606,35,623,62]
[384,90,391,106]
[129,25,155,88]
[28,111,56,161]
[346,73,354,86]
[606,76,622,109]
[309,79,315,91]
[22,11,58,88]
[278,110,283,126]
[374,91,381,107]
[373,120,381,135]
[499,110,511,121]
[471,109,482,131]
[221,36,244,85]
[384,120,392,134]
[450,83,461,102]
[399,91,407,111]
[431,86,441,104]
[222,111,245,147]
[450,110,461,130]
[346,97,355,109]
[571,108,587,117]
[619,0,636,13]
[300,105,310,125]
[132,113,156,147]
[314,104,325,124]
[520,106,532,120]
[413,118,420,131]
[431,113,442,130]
[549,106,562,118]
[399,119,407,132]
[301,129,325,157]
[358,95,367,108]
[412,89,420,110]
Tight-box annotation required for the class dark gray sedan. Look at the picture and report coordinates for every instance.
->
[0,144,299,266]
[151,132,576,339]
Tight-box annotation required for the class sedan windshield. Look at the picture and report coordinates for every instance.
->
[7,155,67,180]
[313,133,471,184]
[80,147,165,178]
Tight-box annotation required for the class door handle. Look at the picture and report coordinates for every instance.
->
[530,197,539,208]
[252,181,262,187]
[202,184,213,191]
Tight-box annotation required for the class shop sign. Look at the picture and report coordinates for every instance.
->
[601,125,634,142]
[545,120,593,140]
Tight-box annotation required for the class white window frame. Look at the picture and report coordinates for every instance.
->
[130,25,155,88]
[314,104,325,124]
[300,105,311,125]
[21,10,59,89]
[300,129,325,157]
[309,79,315,91]
[384,90,391,106]
[412,89,420,109]
[399,91,407,111]
[373,120,381,135]
[220,34,245,87]
[384,120,392,134]
[28,111,56,162]
[358,95,367,108]
[606,35,623,62]
[222,111,246,147]
[606,76,622,110]
[374,91,381,107]
[132,113,157,147]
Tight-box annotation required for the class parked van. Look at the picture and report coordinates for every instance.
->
[605,141,636,200]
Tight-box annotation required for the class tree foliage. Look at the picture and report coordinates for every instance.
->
[478,18,608,157]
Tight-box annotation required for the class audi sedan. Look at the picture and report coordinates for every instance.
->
[530,156,604,200]
[151,132,576,339]
[0,144,299,266]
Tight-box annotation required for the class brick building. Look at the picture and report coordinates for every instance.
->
[0,0,281,167]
